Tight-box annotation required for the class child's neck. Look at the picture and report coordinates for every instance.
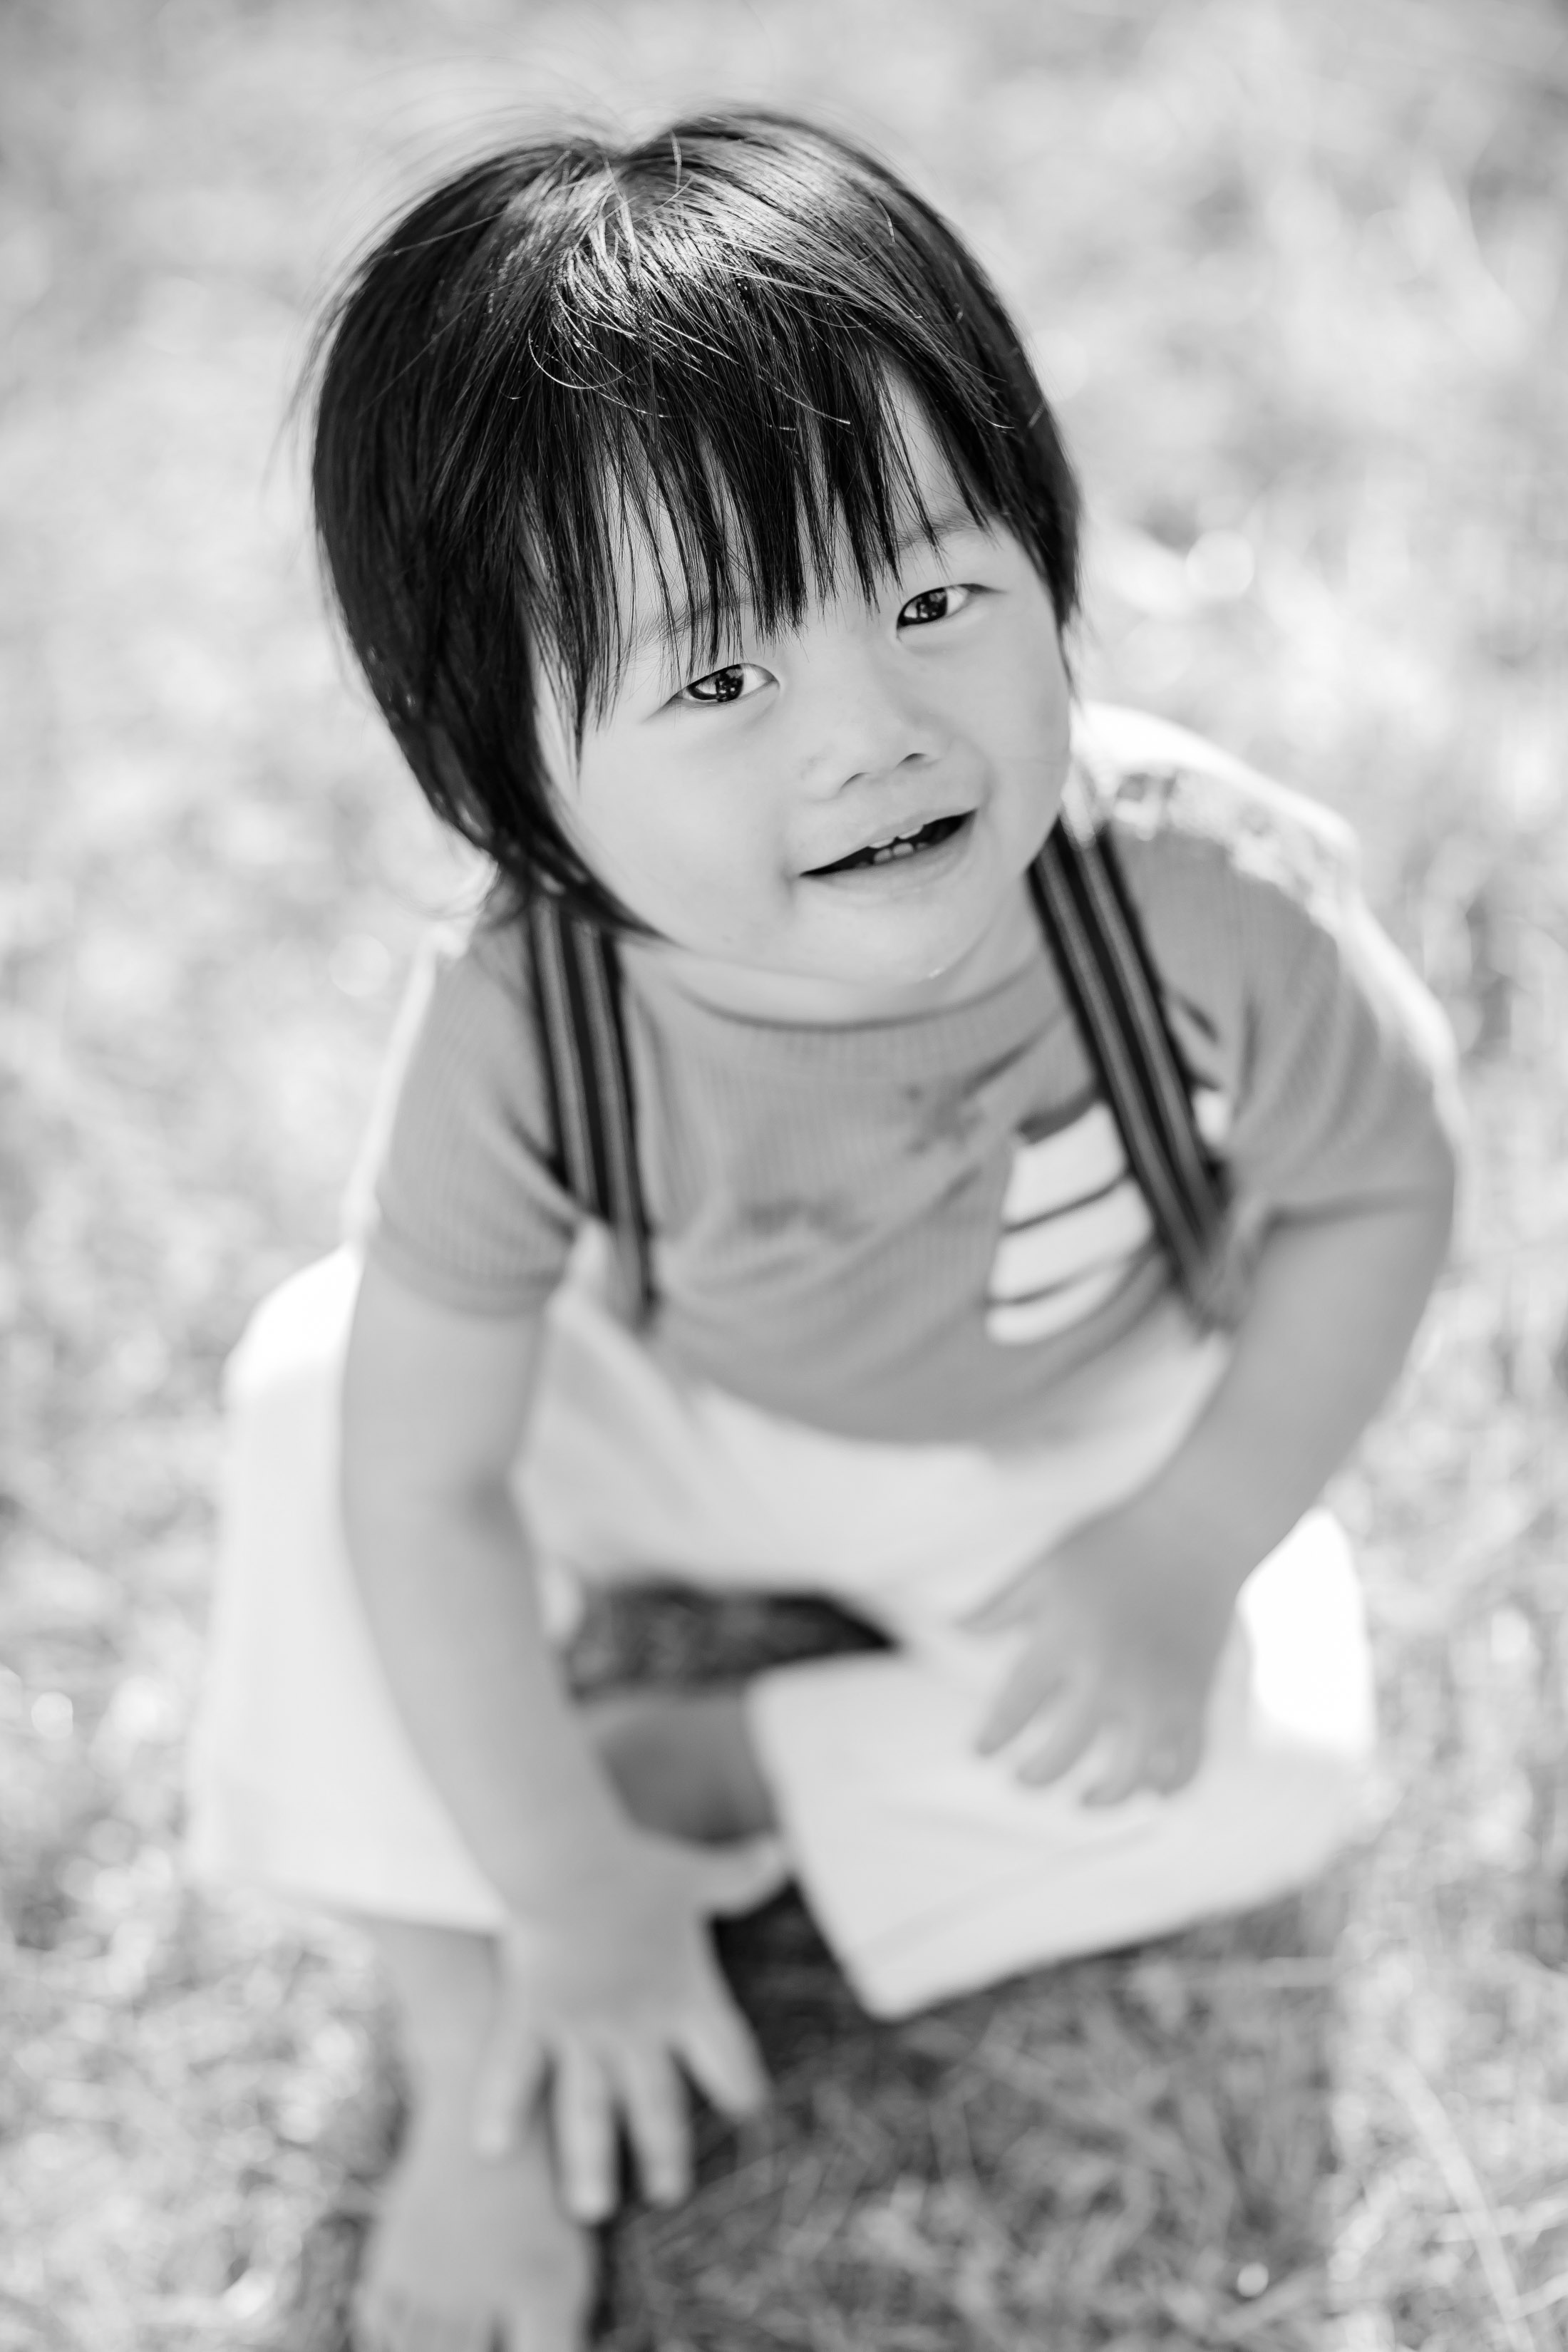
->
[625,878,1042,1026]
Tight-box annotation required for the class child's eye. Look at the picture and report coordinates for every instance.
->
[679,662,770,706]
[898,583,974,629]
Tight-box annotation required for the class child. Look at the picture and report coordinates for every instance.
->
[188,112,1458,2352]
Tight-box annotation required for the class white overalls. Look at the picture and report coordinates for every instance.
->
[187,1234,1373,2019]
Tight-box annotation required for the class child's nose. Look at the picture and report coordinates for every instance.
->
[798,654,944,793]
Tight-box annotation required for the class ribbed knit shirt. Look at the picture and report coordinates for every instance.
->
[361,708,1454,1445]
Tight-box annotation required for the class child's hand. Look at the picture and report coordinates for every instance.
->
[472,1830,788,2222]
[967,1499,1240,1805]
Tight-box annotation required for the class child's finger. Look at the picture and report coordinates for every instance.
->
[974,1654,1072,1756]
[470,1996,545,2160]
[550,2041,620,2224]
[1080,1718,1146,1807]
[1143,1717,1205,1795]
[1015,1684,1103,1788]
[964,1566,1045,1634]
[609,2041,691,2209]
[677,1986,770,2122]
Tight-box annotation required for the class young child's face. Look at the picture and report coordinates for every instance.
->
[542,406,1073,1012]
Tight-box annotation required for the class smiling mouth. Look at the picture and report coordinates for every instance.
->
[806,813,971,876]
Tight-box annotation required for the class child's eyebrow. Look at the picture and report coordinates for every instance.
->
[630,497,988,662]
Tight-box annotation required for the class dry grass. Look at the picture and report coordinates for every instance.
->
[2,0,1567,2345]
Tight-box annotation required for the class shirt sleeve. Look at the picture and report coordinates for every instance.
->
[352,914,580,1315]
[1105,733,1460,1227]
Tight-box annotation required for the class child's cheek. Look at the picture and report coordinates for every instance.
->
[638,803,781,955]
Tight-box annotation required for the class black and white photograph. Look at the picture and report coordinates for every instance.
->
[1,1,1565,2346]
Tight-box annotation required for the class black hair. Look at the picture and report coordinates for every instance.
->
[308,109,1080,926]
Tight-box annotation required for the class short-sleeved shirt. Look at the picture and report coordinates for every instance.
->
[360,706,1455,1445]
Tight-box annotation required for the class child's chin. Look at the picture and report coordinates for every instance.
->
[816,919,999,996]
[855,892,1003,976]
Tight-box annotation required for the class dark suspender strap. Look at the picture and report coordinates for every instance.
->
[1028,766,1229,1319]
[525,892,656,1326]
[526,761,1226,1335]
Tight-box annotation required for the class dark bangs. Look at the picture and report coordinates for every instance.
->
[309,110,1080,924]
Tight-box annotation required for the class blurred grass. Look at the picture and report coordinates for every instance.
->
[1,0,1567,2345]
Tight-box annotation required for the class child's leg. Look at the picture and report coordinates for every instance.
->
[353,1699,770,2352]
[744,1510,1374,2018]
[353,1919,593,2352]
[187,1262,780,2349]
[584,1686,775,1843]
[572,1534,1371,2023]
[185,1251,513,1931]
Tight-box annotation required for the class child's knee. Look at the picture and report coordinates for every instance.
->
[1239,1510,1376,1773]
[1196,1512,1375,1888]
[217,1259,358,1548]
[224,1248,361,1413]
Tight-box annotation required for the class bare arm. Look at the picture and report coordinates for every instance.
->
[340,1259,782,2214]
[1118,1170,1454,1589]
[340,1263,630,1899]
[973,1133,1457,1798]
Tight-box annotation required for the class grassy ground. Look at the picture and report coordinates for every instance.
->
[1,0,1566,2343]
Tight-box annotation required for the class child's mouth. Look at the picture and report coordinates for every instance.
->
[808,813,969,876]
